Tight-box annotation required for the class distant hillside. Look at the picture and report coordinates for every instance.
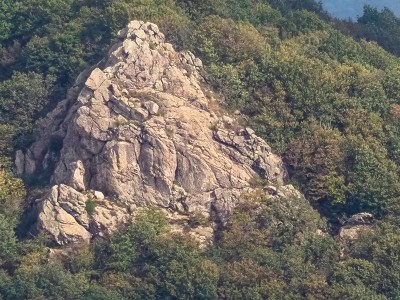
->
[321,0,400,19]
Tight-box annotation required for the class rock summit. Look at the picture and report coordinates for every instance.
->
[17,21,302,245]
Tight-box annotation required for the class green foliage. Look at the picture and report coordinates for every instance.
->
[343,138,400,216]
[0,215,18,265]
[336,220,400,299]
[85,197,97,215]
[358,6,400,56]
[0,1,18,43]
[213,193,338,299]
[330,259,380,293]
[333,5,400,59]
[0,202,397,300]
[0,169,25,222]
[268,0,325,15]
[98,208,219,299]
[280,10,329,38]
[188,211,209,228]
[0,72,54,153]
[145,234,219,299]
[2,262,90,300]
[195,16,267,65]
[106,208,169,271]
[285,122,346,205]
[81,284,122,300]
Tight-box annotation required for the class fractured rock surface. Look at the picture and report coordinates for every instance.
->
[19,21,300,245]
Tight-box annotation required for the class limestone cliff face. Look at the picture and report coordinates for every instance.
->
[17,21,301,245]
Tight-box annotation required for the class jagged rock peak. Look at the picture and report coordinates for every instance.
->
[19,21,298,245]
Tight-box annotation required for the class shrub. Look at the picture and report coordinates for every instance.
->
[188,211,209,228]
[85,197,97,215]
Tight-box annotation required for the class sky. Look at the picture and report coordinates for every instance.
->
[320,0,400,20]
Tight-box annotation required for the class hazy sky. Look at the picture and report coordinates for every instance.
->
[320,0,400,20]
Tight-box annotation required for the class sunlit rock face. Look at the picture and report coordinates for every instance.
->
[20,21,301,245]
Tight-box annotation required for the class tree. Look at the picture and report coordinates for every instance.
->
[0,214,18,267]
[0,72,54,151]
[343,137,400,216]
[195,16,267,64]
[285,122,346,206]
[0,169,25,221]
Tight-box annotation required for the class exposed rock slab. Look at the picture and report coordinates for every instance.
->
[20,21,299,245]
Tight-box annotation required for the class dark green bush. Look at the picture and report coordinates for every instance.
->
[85,198,97,216]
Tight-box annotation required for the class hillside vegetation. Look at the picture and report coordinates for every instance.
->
[1,0,400,298]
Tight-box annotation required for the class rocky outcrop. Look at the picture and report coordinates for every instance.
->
[338,212,375,258]
[37,184,128,245]
[19,21,300,245]
[338,212,375,240]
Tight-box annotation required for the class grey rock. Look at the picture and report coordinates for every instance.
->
[24,150,37,174]
[131,107,149,121]
[94,191,105,200]
[144,101,159,115]
[164,43,174,52]
[21,20,300,245]
[37,185,91,245]
[154,80,164,91]
[111,84,121,97]
[222,116,234,126]
[264,185,277,195]
[15,150,25,175]
[135,37,143,46]
[85,68,107,91]
[122,39,138,56]
[117,27,128,39]
[133,29,147,40]
[37,185,128,245]
[108,96,131,119]
[245,127,255,136]
[127,20,142,32]
[194,58,203,68]
[149,23,160,34]
[346,212,375,225]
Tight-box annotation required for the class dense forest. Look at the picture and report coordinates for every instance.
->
[2,0,400,298]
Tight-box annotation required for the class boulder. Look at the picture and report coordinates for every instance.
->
[85,68,107,91]
[346,212,375,225]
[37,185,92,245]
[94,191,105,200]
[144,101,159,115]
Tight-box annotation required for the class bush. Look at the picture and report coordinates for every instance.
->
[85,197,97,216]
[188,211,209,228]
